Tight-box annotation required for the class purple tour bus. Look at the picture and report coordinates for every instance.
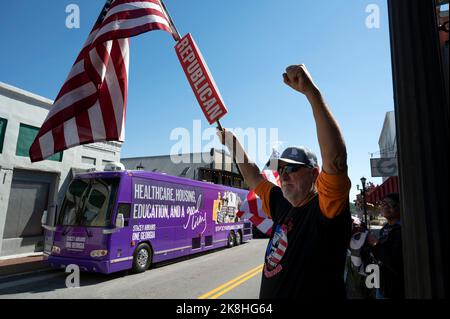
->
[43,166,252,274]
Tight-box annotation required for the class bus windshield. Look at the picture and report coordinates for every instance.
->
[58,177,120,227]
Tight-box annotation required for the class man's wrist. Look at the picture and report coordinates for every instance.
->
[304,86,321,99]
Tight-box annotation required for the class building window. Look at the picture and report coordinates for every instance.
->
[82,156,96,165]
[0,117,7,153]
[16,123,63,161]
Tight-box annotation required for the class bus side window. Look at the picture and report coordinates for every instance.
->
[117,203,131,227]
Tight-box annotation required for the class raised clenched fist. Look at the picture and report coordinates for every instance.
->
[283,64,318,96]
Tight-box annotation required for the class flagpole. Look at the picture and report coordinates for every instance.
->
[158,0,181,41]
[216,120,223,131]
[159,0,224,133]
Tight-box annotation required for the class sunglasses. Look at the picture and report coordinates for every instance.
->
[380,200,396,209]
[277,164,307,175]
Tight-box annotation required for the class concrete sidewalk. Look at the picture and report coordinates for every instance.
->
[0,254,50,279]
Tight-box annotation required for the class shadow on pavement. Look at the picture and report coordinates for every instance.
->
[0,241,265,297]
[0,268,129,297]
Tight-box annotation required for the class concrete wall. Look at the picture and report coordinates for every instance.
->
[378,111,397,158]
[378,111,397,182]
[0,82,121,257]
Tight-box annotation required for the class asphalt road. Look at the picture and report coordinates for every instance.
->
[0,238,269,299]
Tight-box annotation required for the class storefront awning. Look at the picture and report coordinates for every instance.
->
[366,176,399,204]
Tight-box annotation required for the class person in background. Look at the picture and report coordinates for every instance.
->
[366,193,404,299]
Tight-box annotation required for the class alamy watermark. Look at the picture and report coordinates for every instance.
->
[169,120,280,165]
[64,4,381,30]
[365,264,380,289]
[66,4,80,29]
[365,4,381,29]
[65,264,80,288]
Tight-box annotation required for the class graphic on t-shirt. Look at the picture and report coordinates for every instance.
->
[265,224,288,270]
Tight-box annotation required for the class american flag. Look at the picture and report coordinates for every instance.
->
[29,0,173,162]
[266,224,288,268]
[237,170,280,236]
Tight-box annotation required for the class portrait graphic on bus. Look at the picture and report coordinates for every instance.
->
[213,191,243,224]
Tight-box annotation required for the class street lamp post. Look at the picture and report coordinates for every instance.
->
[360,176,369,230]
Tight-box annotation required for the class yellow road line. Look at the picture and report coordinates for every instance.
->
[209,267,262,299]
[198,264,263,299]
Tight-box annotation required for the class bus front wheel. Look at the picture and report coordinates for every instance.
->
[227,232,235,248]
[132,243,152,273]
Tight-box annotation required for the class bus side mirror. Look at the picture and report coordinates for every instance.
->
[115,213,125,228]
[41,210,48,226]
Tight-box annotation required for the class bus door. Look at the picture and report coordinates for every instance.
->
[107,201,134,266]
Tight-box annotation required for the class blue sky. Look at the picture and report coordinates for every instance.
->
[0,0,394,201]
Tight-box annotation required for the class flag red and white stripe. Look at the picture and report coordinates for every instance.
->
[267,236,288,268]
[29,0,173,162]
[237,170,280,236]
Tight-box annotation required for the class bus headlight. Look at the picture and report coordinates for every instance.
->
[90,250,108,258]
[51,246,61,254]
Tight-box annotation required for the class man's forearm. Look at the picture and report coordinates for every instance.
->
[283,65,347,175]
[306,88,347,174]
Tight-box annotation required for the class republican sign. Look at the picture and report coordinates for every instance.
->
[175,33,228,124]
